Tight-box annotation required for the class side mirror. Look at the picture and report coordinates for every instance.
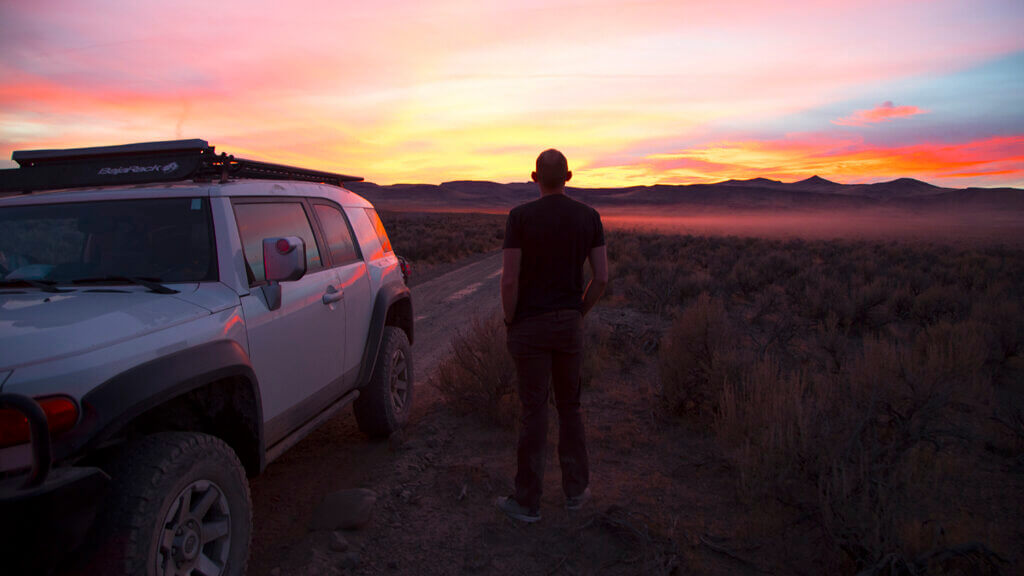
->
[262,237,306,311]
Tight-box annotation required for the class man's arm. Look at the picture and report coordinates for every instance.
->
[581,245,608,318]
[501,248,521,324]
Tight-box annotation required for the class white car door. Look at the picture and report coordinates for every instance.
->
[233,199,346,445]
[312,201,372,380]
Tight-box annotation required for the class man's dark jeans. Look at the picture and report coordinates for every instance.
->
[507,309,589,511]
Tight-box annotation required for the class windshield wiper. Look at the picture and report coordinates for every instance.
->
[69,276,179,294]
[0,279,73,293]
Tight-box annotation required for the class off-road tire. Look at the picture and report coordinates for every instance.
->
[354,326,413,438]
[88,432,251,576]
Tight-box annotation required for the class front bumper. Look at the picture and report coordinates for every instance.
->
[0,394,109,575]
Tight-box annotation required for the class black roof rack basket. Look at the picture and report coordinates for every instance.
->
[0,139,362,194]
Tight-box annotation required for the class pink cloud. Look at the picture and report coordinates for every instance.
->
[833,101,926,126]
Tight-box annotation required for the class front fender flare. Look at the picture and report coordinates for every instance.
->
[64,341,264,472]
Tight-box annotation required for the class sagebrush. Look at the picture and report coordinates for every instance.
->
[634,231,1023,572]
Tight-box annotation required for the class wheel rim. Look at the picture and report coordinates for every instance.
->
[389,348,409,413]
[157,479,231,576]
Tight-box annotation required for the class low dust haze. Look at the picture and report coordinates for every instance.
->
[601,207,1024,243]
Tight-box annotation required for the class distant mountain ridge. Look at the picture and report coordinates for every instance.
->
[347,176,1024,213]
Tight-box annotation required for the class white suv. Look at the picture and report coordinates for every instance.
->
[0,140,414,575]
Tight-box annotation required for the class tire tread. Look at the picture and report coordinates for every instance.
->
[92,432,251,576]
[354,326,412,438]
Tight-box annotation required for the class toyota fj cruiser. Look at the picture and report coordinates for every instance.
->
[0,140,414,575]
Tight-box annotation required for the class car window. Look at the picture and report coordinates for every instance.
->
[314,204,360,265]
[233,202,322,284]
[0,198,216,283]
[364,208,393,254]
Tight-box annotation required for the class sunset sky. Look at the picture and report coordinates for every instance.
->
[1,0,1022,188]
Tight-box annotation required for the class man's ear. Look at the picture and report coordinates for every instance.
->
[531,171,538,183]
[565,170,572,183]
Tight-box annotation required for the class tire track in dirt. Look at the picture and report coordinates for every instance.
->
[408,251,502,378]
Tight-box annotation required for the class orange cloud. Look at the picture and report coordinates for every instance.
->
[833,101,926,126]
[577,135,1024,188]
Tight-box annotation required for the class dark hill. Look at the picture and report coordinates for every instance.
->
[717,177,787,188]
[791,175,844,193]
[346,177,1023,214]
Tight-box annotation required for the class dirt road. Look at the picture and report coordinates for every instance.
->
[248,251,504,574]
[403,251,504,378]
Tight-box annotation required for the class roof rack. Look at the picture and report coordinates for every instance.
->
[0,139,362,194]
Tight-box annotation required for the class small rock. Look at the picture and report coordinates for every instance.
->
[330,531,350,552]
[339,552,361,570]
[310,488,378,531]
[399,489,412,502]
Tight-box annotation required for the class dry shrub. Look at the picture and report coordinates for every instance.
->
[659,293,743,414]
[817,325,995,567]
[849,278,890,333]
[432,314,518,428]
[728,255,763,296]
[716,357,825,496]
[622,261,681,314]
[888,284,916,321]
[817,311,849,373]
[912,284,969,324]
[970,291,1024,373]
[717,320,1002,572]
[679,269,713,304]
[804,273,849,323]
[582,318,613,387]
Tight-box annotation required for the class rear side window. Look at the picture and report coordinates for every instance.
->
[233,202,322,284]
[364,208,392,254]
[314,204,360,265]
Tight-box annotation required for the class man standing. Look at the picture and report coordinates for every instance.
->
[496,149,608,523]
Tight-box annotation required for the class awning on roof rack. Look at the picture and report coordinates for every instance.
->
[12,139,214,167]
[0,139,362,194]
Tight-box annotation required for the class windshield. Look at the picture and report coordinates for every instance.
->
[0,198,217,285]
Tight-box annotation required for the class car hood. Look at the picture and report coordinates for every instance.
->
[0,286,210,371]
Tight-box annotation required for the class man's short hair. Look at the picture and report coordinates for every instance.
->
[536,149,569,188]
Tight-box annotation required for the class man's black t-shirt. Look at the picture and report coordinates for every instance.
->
[503,193,605,322]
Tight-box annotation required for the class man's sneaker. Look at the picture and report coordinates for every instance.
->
[495,496,541,523]
[565,487,591,511]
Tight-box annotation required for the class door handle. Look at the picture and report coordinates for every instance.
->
[322,285,344,304]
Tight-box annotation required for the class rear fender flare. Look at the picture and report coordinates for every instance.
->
[357,283,412,389]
